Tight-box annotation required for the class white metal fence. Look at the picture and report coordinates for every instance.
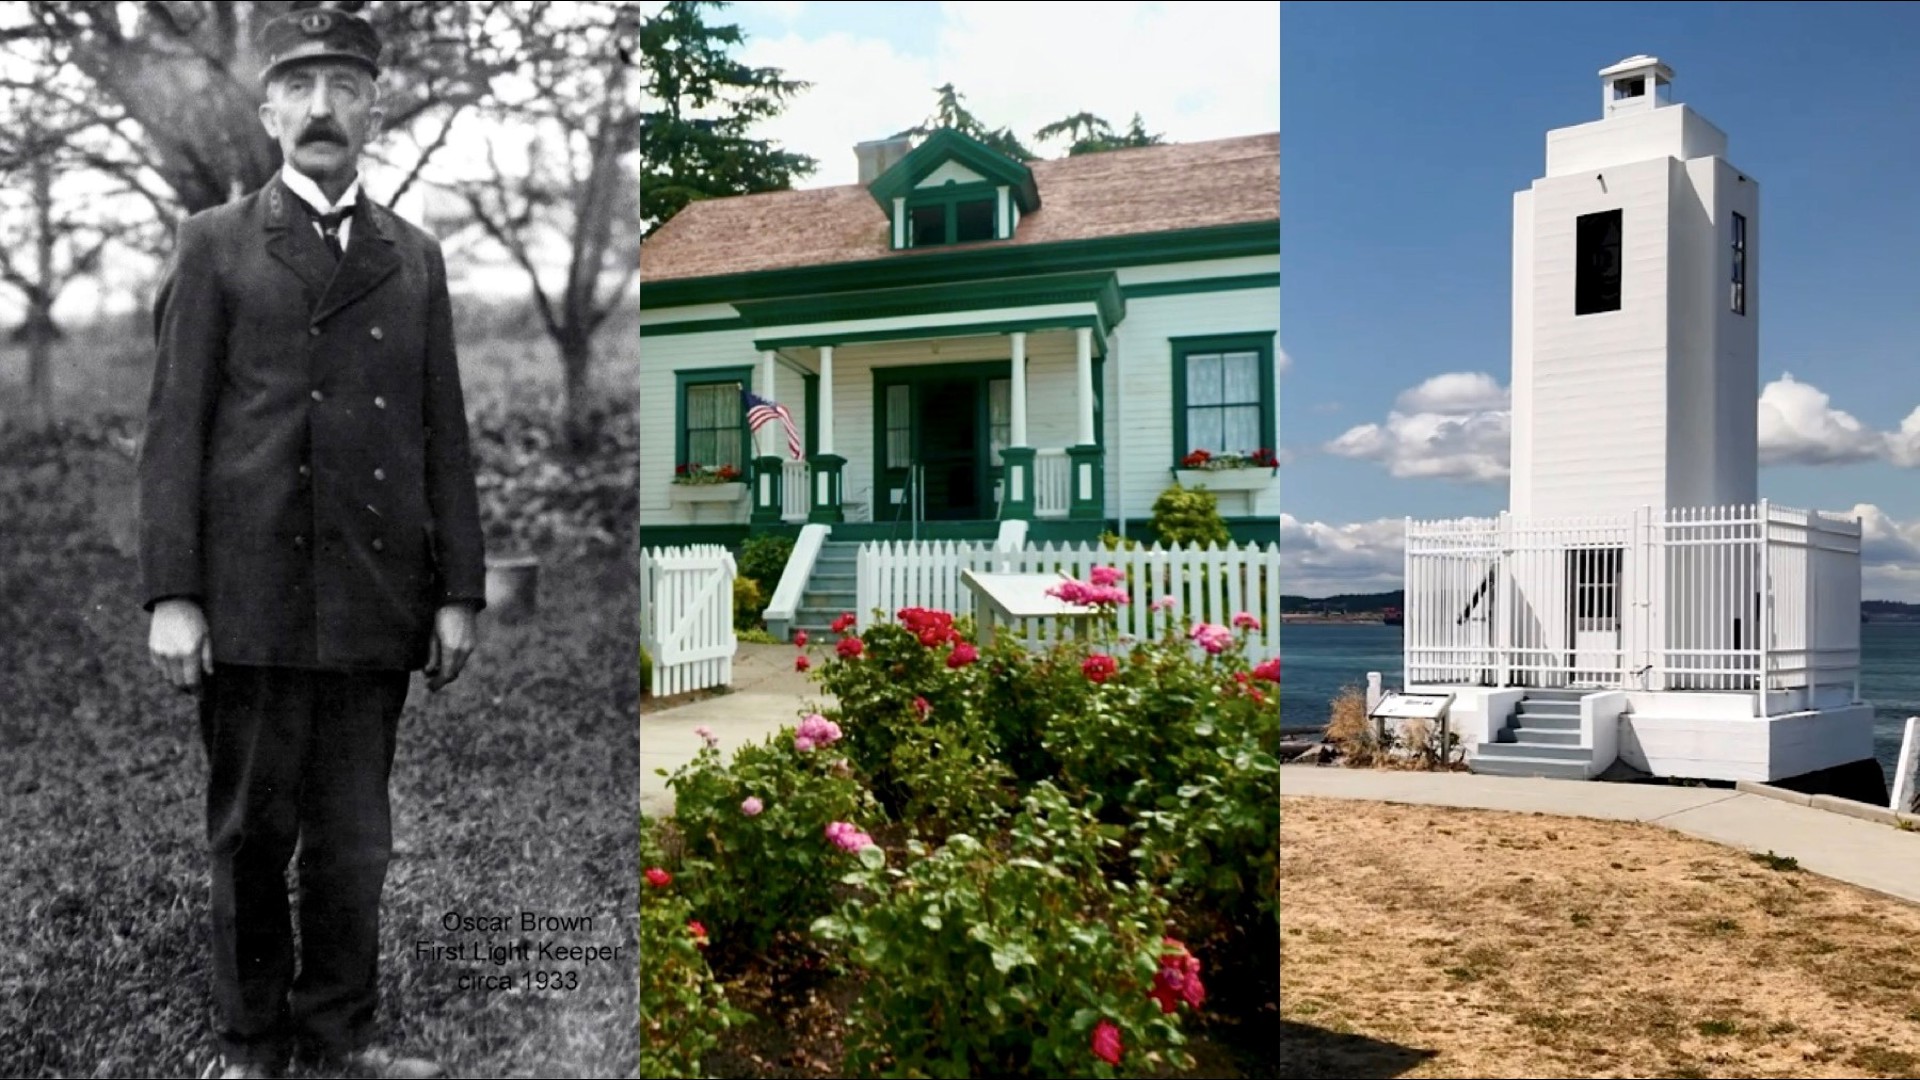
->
[855,539,1281,660]
[639,544,738,697]
[1404,502,1861,698]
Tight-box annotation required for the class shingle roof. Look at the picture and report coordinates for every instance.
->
[639,132,1279,284]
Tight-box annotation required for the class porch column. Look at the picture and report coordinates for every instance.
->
[751,350,783,526]
[1000,331,1036,521]
[1067,325,1105,522]
[808,344,845,523]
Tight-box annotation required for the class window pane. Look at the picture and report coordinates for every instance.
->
[1221,352,1260,406]
[955,199,995,242]
[1186,353,1222,406]
[887,384,910,429]
[889,430,911,468]
[910,204,945,246]
[689,430,717,466]
[1188,408,1223,455]
[1223,405,1262,455]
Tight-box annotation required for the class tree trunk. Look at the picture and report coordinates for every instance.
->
[560,330,595,456]
[23,303,57,433]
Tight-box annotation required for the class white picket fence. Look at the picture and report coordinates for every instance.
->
[639,544,737,697]
[855,539,1281,660]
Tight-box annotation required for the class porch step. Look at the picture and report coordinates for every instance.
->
[1506,726,1581,746]
[1469,755,1593,781]
[1511,711,1580,731]
[1520,688,1588,704]
[1480,739,1591,762]
[1516,698,1581,718]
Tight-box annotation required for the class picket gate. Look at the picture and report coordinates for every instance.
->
[639,544,737,697]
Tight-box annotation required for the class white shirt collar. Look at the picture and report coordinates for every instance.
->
[279,166,361,216]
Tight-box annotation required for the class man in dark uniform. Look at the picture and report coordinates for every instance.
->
[139,8,484,1078]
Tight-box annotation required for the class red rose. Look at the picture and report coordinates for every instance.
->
[794,630,808,647]
[644,867,671,888]
[837,636,864,660]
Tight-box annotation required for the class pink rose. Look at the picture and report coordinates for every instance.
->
[1232,611,1262,631]
[740,796,763,816]
[1189,623,1233,655]
[825,821,874,852]
[694,725,718,749]
[947,642,978,669]
[1151,595,1177,613]
[793,734,815,753]
[797,713,843,748]
[1090,565,1123,587]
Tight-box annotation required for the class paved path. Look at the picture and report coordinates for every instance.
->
[641,643,833,818]
[1280,765,1920,906]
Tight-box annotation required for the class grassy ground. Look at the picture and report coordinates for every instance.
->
[1278,796,1920,1079]
[0,323,639,1077]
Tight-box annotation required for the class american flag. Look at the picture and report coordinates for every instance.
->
[742,388,803,460]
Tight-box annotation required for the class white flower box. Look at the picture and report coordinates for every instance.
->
[1173,467,1275,492]
[669,482,747,504]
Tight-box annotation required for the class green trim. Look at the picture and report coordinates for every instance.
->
[737,272,1124,334]
[642,524,753,550]
[803,374,818,457]
[639,315,753,337]
[673,366,754,472]
[867,128,1039,215]
[1121,273,1280,300]
[756,314,1110,353]
[1169,332,1277,470]
[639,221,1278,311]
[808,453,846,523]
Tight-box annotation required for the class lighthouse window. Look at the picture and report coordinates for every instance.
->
[1575,209,1623,315]
[1613,76,1646,100]
[1731,212,1747,315]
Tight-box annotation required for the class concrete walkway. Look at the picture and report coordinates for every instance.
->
[641,643,833,818]
[1281,765,1920,906]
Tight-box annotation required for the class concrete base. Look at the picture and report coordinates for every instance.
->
[1405,684,1876,785]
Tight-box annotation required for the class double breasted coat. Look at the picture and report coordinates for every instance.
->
[139,175,487,671]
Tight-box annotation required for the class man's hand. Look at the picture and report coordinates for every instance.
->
[150,599,213,693]
[424,603,478,692]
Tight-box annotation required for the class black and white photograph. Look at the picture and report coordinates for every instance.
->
[1,3,639,1077]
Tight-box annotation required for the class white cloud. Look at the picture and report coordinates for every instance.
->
[1757,373,1887,466]
[1276,346,1291,375]
[1285,505,1920,602]
[1324,371,1511,483]
[737,2,1280,187]
[1887,405,1920,469]
[1280,514,1406,597]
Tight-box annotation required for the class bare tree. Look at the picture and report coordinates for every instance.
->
[447,0,638,453]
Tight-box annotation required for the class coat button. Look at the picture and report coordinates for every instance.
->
[299,464,311,477]
[374,396,387,409]
[294,535,307,548]
[370,326,383,340]
[309,326,320,337]
[311,390,324,402]
[372,538,385,552]
[373,468,385,481]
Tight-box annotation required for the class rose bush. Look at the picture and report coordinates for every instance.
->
[661,723,881,956]
[640,821,749,1079]
[812,783,1194,1079]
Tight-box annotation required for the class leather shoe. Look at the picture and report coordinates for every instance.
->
[316,1046,446,1079]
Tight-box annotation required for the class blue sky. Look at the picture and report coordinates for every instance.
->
[1282,1,1920,599]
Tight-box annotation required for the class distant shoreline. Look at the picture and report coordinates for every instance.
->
[1281,614,1395,625]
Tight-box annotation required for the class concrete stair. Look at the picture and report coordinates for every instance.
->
[790,541,860,636]
[1471,688,1596,780]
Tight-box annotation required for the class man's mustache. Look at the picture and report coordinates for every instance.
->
[297,123,348,146]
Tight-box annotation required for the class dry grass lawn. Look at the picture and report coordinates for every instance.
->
[1279,796,1920,1079]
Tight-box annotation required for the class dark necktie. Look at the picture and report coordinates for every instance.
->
[315,207,351,261]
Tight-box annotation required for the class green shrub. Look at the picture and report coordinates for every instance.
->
[640,820,749,1078]
[639,646,652,697]
[1148,485,1231,549]
[664,724,882,957]
[738,533,795,598]
[732,575,764,632]
[813,783,1196,1079]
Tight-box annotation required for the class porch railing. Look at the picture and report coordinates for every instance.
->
[1034,448,1072,518]
[1404,502,1862,701]
[781,459,809,523]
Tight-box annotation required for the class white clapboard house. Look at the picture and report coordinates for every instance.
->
[1402,57,1873,785]
[638,128,1280,553]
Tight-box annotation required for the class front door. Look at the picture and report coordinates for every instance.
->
[876,364,1010,523]
[1567,547,1623,685]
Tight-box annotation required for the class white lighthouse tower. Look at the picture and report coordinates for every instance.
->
[1510,55,1758,520]
[1399,58,1876,793]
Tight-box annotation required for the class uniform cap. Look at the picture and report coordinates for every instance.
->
[257,6,381,85]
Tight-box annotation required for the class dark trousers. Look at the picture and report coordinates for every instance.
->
[197,664,412,1066]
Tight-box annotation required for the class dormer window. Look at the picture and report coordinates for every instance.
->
[866,127,1041,251]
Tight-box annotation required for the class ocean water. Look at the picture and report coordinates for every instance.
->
[1280,621,1919,788]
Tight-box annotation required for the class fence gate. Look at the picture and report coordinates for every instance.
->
[639,545,737,698]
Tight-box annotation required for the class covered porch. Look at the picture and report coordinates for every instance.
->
[720,273,1127,536]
